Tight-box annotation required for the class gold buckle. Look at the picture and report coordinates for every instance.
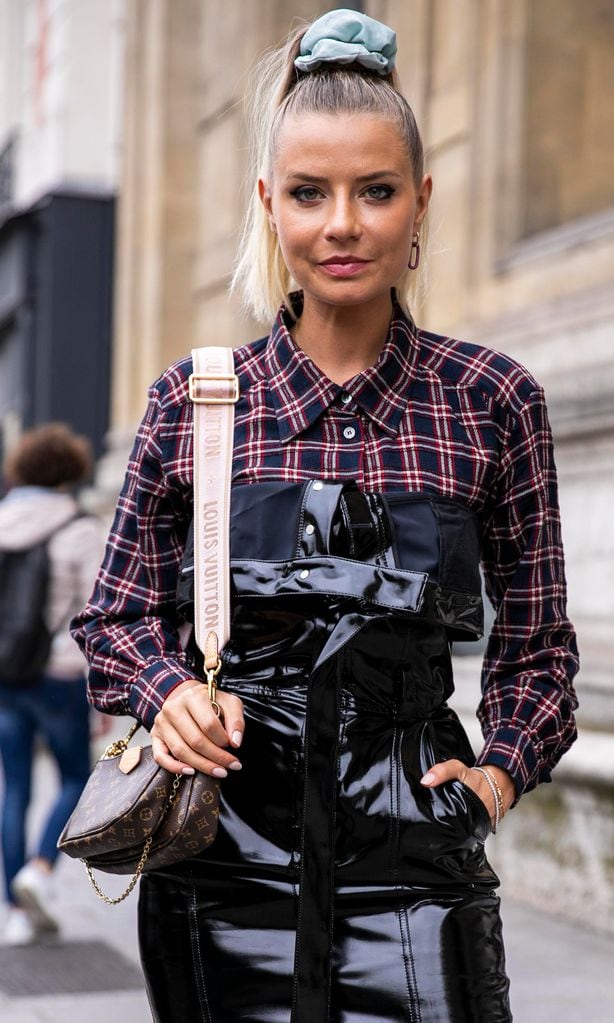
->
[188,373,239,404]
[205,659,222,717]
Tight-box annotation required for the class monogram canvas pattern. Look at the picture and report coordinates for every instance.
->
[58,744,220,875]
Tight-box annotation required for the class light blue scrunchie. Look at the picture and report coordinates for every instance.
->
[294,8,397,77]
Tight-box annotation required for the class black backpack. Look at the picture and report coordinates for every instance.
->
[0,517,78,687]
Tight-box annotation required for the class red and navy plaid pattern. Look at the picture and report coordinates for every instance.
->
[72,296,579,799]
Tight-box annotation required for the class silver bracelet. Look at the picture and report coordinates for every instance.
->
[472,766,501,833]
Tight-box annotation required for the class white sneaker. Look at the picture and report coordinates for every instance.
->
[3,906,36,945]
[11,863,59,934]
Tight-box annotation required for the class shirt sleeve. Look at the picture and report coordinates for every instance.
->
[475,387,579,802]
[70,385,196,730]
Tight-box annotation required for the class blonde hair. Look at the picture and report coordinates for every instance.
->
[231,21,427,326]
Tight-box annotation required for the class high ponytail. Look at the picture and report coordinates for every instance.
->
[230,18,427,326]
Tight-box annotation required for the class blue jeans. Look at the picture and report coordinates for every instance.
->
[0,675,90,904]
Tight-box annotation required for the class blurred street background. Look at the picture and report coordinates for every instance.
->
[0,0,613,1019]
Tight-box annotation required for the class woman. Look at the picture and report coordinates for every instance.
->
[0,423,104,944]
[72,9,579,1021]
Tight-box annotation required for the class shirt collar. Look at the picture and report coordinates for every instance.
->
[265,291,421,443]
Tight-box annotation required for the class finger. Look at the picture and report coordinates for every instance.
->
[151,723,236,779]
[163,687,231,749]
[155,691,242,769]
[151,732,197,776]
[420,759,468,787]
[181,691,245,761]
[216,691,245,748]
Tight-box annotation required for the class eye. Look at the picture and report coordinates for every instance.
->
[290,186,323,203]
[363,184,395,200]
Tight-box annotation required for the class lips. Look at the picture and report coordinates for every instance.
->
[318,256,371,277]
[319,256,370,265]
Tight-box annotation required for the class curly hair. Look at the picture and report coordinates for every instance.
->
[5,422,93,489]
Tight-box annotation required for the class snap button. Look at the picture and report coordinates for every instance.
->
[299,569,310,579]
[343,426,356,440]
[312,481,324,491]
[305,523,315,535]
[340,391,352,404]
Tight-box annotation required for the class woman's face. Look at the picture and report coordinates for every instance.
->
[259,111,432,313]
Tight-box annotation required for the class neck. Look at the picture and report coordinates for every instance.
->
[291,293,394,386]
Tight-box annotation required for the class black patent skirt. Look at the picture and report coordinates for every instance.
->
[138,616,512,1023]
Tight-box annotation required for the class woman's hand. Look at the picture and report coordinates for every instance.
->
[151,679,245,778]
[420,759,516,827]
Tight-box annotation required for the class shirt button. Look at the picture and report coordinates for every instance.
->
[299,569,310,579]
[340,391,352,404]
[305,523,315,535]
[312,481,324,491]
[343,426,356,440]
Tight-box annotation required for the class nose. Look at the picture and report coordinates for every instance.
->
[323,195,361,241]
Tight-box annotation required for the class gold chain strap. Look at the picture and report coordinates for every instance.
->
[83,772,182,904]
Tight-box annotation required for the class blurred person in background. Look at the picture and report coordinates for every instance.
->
[0,423,105,945]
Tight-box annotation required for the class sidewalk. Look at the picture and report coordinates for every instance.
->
[2,748,614,1021]
[0,851,149,1023]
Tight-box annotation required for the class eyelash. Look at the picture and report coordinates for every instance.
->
[290,184,395,203]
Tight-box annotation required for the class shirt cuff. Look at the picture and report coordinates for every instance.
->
[128,659,199,731]
[475,724,545,805]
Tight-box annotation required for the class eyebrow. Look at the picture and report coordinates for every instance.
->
[283,170,404,184]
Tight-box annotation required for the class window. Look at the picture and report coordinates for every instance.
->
[520,0,614,238]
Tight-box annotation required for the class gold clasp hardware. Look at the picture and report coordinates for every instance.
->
[102,738,129,759]
[205,657,222,717]
[188,373,239,405]
[101,721,140,760]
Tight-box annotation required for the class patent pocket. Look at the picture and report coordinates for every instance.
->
[453,779,493,839]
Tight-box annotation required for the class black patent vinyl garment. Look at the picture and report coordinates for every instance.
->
[141,481,512,1022]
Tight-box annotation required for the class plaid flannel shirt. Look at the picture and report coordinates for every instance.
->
[72,295,579,799]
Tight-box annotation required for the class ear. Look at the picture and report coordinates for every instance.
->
[413,173,433,230]
[258,178,276,232]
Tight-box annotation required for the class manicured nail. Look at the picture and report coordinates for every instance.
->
[181,767,195,776]
[228,760,242,771]
[212,767,228,778]
[421,772,436,785]
[232,730,243,747]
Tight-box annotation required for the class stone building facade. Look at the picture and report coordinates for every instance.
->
[107,0,614,928]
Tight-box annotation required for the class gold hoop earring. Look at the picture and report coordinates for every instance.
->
[408,232,420,270]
